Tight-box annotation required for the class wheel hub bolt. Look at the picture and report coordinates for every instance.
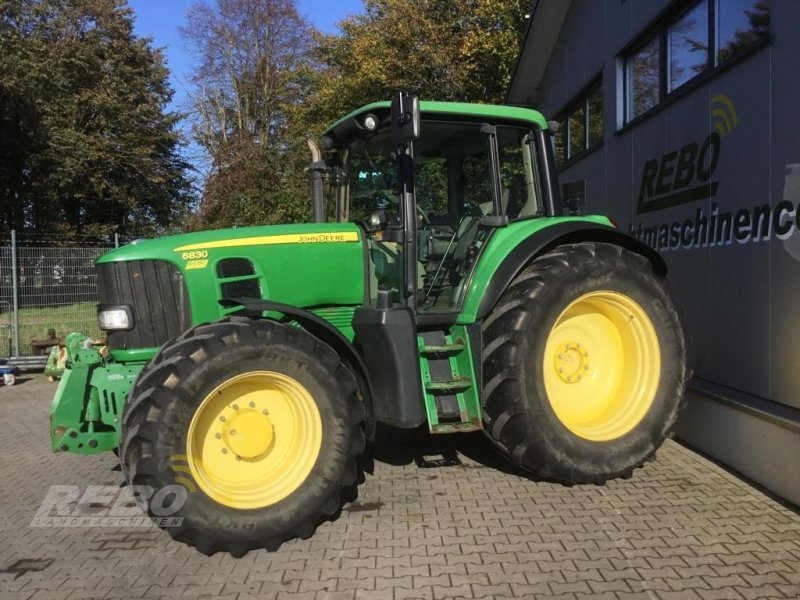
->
[555,340,590,384]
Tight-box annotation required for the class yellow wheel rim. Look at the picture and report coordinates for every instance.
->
[186,371,322,509]
[543,291,661,441]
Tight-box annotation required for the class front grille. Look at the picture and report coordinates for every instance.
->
[96,260,192,349]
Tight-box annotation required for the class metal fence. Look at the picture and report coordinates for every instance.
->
[0,231,119,359]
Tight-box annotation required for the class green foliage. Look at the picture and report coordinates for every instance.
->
[308,0,530,125]
[185,136,311,229]
[0,0,194,236]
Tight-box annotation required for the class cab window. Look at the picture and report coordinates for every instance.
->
[343,131,398,223]
[497,126,542,220]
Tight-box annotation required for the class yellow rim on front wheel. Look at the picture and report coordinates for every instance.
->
[186,371,322,509]
[543,291,661,441]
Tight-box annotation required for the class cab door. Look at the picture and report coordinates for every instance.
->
[414,122,543,315]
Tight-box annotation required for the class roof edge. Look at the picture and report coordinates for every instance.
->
[325,101,548,138]
[506,0,575,106]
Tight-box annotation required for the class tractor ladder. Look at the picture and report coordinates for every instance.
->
[418,328,483,434]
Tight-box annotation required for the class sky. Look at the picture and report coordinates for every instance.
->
[126,0,363,171]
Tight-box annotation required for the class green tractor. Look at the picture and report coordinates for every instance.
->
[50,96,687,556]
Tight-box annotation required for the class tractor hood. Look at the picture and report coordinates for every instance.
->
[97,222,362,265]
[94,221,366,353]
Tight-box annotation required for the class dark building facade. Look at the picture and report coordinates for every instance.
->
[508,0,799,503]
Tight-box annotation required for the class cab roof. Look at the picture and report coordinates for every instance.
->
[324,100,548,142]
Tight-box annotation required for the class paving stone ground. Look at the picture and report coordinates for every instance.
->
[1,375,799,600]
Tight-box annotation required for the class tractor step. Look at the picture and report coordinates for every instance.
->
[425,378,472,394]
[420,339,465,357]
[430,419,483,434]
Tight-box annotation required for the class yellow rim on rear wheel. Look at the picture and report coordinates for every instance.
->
[543,291,661,441]
[186,371,322,509]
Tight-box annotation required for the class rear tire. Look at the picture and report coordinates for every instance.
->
[119,316,365,556]
[481,242,687,483]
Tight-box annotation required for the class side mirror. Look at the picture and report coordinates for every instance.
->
[391,92,420,145]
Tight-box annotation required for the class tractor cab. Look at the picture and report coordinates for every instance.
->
[318,96,560,316]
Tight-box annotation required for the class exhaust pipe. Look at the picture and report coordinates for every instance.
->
[308,139,326,223]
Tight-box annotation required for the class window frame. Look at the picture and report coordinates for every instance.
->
[552,74,604,169]
[620,0,770,128]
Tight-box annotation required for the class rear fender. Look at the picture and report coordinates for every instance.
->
[462,221,667,323]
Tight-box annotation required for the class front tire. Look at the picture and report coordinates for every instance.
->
[119,317,365,556]
[481,242,687,484]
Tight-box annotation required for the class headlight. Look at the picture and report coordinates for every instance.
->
[98,306,133,331]
[363,113,378,131]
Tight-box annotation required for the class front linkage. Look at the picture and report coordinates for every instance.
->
[50,333,144,454]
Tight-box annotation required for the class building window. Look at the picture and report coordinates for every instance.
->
[623,0,769,124]
[669,0,709,92]
[553,78,603,167]
[568,103,586,159]
[627,35,660,120]
[718,0,769,63]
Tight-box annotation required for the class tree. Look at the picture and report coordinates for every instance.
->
[182,0,317,229]
[0,0,193,236]
[308,0,530,124]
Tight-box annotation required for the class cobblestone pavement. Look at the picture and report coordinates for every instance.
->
[1,375,799,600]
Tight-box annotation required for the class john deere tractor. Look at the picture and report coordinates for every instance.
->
[50,96,687,556]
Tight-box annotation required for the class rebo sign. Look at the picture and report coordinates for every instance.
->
[636,132,721,215]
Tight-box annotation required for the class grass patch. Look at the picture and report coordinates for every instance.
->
[1,302,100,358]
